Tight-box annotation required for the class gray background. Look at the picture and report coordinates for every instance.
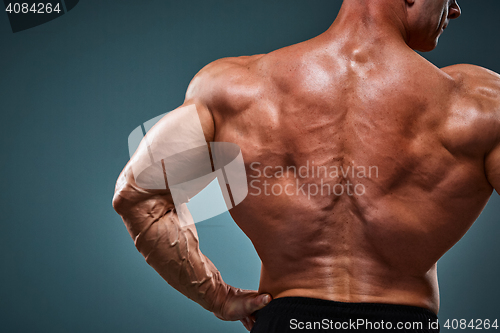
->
[0,1,499,332]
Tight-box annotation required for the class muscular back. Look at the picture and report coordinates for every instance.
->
[189,33,500,313]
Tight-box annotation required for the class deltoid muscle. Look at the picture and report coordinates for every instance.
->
[114,104,247,314]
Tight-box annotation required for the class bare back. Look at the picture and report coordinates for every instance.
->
[201,33,499,313]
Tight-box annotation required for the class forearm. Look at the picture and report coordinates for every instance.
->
[113,166,232,313]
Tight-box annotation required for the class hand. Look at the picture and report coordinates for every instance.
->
[213,287,272,331]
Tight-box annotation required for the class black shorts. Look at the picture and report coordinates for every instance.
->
[251,297,439,332]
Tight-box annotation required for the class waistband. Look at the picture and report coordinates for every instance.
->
[256,297,438,321]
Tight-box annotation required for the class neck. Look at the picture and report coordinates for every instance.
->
[325,0,410,48]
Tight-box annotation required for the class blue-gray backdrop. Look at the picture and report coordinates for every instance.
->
[0,1,499,332]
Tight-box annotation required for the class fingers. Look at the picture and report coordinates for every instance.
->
[245,293,272,314]
[213,290,273,323]
[240,317,253,331]
[245,293,272,330]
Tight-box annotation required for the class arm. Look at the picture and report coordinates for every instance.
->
[486,139,500,193]
[112,67,270,331]
[483,72,500,193]
[444,64,500,193]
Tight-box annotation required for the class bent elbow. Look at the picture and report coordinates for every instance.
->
[112,190,126,215]
[112,167,137,215]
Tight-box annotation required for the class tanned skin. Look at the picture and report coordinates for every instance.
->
[113,0,500,330]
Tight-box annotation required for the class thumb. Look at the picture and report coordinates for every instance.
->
[247,293,272,313]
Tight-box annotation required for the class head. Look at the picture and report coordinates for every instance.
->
[405,0,461,52]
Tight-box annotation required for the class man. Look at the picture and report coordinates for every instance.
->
[113,0,500,331]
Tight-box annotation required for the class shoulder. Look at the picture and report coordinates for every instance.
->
[185,55,266,111]
[441,64,500,122]
[442,64,500,103]
[442,64,500,153]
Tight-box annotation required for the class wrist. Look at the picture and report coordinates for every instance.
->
[205,272,234,315]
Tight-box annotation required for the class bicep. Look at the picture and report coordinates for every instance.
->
[126,101,215,188]
[114,102,215,238]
